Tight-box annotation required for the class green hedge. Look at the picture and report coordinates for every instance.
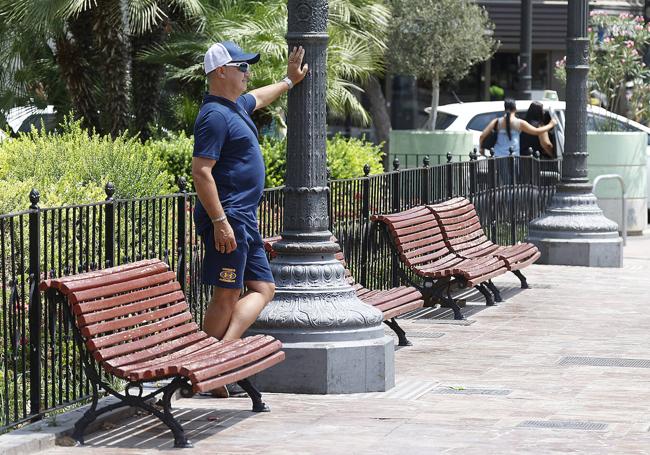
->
[0,119,174,213]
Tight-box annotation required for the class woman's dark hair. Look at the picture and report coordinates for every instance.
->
[503,98,516,140]
[543,110,552,125]
[525,101,544,125]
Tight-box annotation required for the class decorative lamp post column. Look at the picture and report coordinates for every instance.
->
[249,0,394,394]
[527,0,622,267]
[519,0,532,100]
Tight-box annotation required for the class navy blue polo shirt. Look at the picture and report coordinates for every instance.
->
[193,93,264,235]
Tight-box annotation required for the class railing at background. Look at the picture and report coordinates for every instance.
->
[0,153,560,432]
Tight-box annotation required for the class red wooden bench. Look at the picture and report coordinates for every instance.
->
[39,259,285,448]
[370,206,509,319]
[263,236,424,345]
[427,197,540,300]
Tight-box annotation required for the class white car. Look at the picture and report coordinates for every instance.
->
[432,100,650,204]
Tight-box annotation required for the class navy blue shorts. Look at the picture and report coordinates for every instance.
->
[200,219,274,289]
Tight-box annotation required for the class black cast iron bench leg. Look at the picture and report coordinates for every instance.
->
[512,270,529,289]
[237,378,270,412]
[384,318,412,346]
[475,284,496,306]
[485,280,503,302]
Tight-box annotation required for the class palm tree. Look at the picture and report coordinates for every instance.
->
[0,0,204,136]
[140,0,390,133]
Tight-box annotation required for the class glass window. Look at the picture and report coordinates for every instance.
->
[467,112,501,131]
[434,112,458,130]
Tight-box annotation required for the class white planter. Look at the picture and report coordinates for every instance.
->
[587,132,647,234]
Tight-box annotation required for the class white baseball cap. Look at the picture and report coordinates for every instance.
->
[204,41,260,74]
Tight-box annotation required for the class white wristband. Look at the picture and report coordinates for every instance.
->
[282,76,294,90]
[211,214,227,224]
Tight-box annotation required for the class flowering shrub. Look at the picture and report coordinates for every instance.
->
[554,12,650,124]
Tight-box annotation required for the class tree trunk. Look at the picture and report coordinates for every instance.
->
[55,30,101,132]
[362,76,392,169]
[93,0,130,137]
[425,77,439,130]
[131,25,166,142]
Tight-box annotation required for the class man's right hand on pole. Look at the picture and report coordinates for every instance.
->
[214,219,237,254]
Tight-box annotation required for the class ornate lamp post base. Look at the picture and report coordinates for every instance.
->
[527,184,623,267]
[247,236,394,394]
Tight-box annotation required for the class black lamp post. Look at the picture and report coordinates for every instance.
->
[519,0,532,99]
[249,0,394,394]
[527,0,622,267]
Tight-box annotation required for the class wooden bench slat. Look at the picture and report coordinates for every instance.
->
[94,321,199,362]
[61,262,170,294]
[125,339,245,381]
[391,220,441,238]
[382,300,424,320]
[179,336,275,377]
[39,259,161,292]
[194,351,286,393]
[150,337,265,378]
[88,312,193,351]
[106,331,209,369]
[73,281,181,316]
[78,289,185,326]
[114,337,230,378]
[372,292,423,312]
[399,234,446,253]
[402,240,450,260]
[188,339,283,383]
[70,271,177,304]
[81,300,188,337]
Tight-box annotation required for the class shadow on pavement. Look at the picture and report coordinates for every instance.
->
[78,402,258,450]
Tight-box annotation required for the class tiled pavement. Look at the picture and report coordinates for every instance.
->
[41,234,650,454]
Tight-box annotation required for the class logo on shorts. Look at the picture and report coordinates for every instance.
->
[219,267,237,283]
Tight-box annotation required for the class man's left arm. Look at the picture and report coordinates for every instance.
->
[250,46,308,111]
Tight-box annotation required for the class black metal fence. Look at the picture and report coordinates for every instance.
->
[0,154,560,432]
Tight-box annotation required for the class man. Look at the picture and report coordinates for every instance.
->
[192,41,308,396]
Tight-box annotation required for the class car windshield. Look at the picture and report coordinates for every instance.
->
[435,112,458,130]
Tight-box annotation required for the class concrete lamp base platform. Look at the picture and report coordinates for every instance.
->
[250,331,395,394]
[527,184,624,268]
[527,232,623,267]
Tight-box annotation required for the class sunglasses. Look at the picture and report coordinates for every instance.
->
[223,62,251,73]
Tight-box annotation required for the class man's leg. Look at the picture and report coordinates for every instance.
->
[222,280,275,340]
[202,286,242,340]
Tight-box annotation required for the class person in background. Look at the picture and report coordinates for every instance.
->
[480,98,556,157]
[520,101,554,158]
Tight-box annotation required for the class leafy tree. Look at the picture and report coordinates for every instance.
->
[388,0,496,130]
[0,0,204,137]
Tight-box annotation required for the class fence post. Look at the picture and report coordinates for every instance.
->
[177,177,188,292]
[327,168,332,231]
[446,152,453,199]
[104,182,115,268]
[489,149,497,240]
[360,164,371,286]
[391,158,400,287]
[421,156,430,204]
[28,189,42,419]
[469,148,477,200]
[391,158,401,211]
[509,147,517,244]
